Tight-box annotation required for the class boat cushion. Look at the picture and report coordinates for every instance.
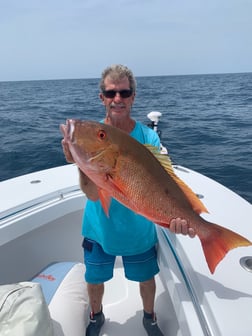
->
[32,262,89,336]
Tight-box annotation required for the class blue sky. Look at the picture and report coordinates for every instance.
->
[1,0,252,81]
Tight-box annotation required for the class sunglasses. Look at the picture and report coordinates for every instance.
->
[102,89,133,99]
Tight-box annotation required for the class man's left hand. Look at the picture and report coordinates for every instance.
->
[170,218,196,238]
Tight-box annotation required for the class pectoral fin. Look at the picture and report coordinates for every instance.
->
[98,173,128,217]
[98,188,112,217]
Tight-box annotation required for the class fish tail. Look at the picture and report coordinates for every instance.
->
[198,222,252,273]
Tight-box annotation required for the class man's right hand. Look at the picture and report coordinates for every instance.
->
[61,139,75,163]
[61,139,99,201]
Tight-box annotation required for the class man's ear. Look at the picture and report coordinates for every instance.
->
[99,92,105,105]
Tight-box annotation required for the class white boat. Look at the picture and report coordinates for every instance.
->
[1,114,252,336]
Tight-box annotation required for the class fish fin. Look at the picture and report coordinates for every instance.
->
[105,173,130,198]
[168,171,209,214]
[199,221,252,273]
[98,188,111,217]
[98,173,128,217]
[154,221,170,228]
[145,145,208,214]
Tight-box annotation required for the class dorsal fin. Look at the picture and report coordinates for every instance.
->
[145,145,208,214]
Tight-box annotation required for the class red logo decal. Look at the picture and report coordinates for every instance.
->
[37,273,56,281]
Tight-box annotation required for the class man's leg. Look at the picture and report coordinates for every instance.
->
[83,239,115,336]
[139,277,156,314]
[123,247,164,336]
[87,283,104,314]
[140,278,164,336]
[86,283,105,336]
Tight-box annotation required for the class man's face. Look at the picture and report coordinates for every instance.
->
[100,76,135,121]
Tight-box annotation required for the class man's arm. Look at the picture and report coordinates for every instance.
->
[61,139,99,201]
[78,168,99,201]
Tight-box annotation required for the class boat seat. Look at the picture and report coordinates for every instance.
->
[32,261,89,336]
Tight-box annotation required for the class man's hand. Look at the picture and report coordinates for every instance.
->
[170,218,196,238]
[61,139,99,201]
[61,139,75,163]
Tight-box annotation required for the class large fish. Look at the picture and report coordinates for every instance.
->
[60,119,251,273]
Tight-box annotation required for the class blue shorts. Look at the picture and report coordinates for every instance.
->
[82,238,159,284]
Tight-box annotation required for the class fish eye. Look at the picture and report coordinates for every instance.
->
[98,129,106,140]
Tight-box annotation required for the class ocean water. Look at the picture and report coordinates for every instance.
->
[0,73,251,203]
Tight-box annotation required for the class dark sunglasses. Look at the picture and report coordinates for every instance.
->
[102,89,133,99]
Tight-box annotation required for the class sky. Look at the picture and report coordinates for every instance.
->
[1,0,252,81]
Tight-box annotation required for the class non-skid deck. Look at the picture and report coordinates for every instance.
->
[101,259,179,336]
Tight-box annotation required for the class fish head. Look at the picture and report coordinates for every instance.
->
[60,119,120,176]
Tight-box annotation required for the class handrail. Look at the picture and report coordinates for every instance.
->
[161,229,215,336]
[0,185,82,222]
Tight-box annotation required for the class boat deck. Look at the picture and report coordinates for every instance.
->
[102,259,176,336]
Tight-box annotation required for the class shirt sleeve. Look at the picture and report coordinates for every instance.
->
[142,124,161,148]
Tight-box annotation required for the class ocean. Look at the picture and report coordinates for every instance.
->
[1,73,251,203]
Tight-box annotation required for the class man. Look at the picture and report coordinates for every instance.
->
[62,64,195,336]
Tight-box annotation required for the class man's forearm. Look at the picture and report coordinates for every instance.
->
[78,169,99,201]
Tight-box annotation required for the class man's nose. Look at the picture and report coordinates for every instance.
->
[114,92,122,101]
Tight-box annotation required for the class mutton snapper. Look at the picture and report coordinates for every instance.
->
[60,119,251,273]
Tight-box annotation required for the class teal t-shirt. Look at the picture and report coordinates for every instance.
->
[82,121,160,256]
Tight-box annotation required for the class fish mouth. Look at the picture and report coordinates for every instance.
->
[60,119,75,142]
[67,119,75,142]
